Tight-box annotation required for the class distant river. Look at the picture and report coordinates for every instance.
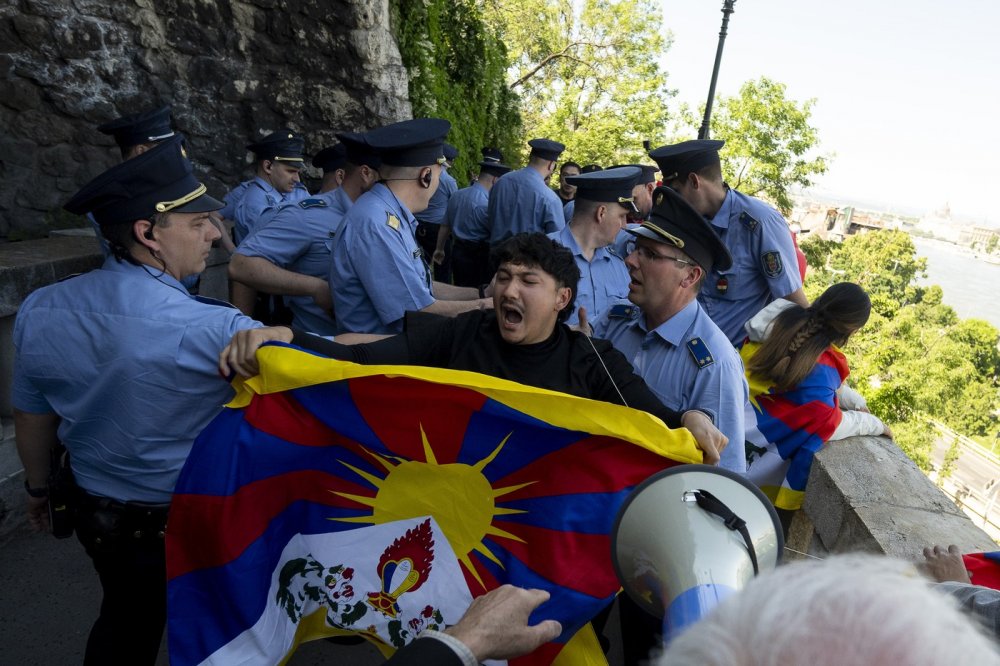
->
[911,236,1000,330]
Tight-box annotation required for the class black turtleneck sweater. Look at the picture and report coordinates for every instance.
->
[291,310,682,428]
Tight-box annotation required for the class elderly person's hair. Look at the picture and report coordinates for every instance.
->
[657,554,1000,666]
[747,282,871,389]
[491,233,580,323]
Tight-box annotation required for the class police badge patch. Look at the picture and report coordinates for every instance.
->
[761,251,783,278]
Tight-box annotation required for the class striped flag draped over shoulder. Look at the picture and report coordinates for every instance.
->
[741,343,848,511]
[166,342,700,665]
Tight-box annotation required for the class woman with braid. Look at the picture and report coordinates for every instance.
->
[740,282,891,531]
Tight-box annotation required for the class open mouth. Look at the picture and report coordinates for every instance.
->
[501,304,524,326]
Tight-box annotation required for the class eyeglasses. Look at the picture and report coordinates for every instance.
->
[625,240,693,266]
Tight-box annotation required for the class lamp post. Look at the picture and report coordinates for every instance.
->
[697,0,737,140]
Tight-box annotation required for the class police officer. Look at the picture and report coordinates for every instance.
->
[95,105,235,292]
[594,186,749,664]
[649,139,808,344]
[230,129,309,243]
[487,138,566,246]
[312,142,348,193]
[609,163,659,257]
[416,142,459,283]
[562,163,606,223]
[549,166,640,326]
[229,131,382,335]
[329,118,490,334]
[434,154,513,287]
[13,135,264,664]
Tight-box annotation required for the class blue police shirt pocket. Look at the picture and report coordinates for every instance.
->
[604,281,629,300]
[708,267,740,301]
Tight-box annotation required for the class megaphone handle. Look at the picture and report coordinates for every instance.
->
[693,489,760,575]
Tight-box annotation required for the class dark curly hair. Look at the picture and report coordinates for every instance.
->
[490,233,580,323]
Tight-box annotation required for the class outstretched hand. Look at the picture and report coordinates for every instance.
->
[219,326,294,379]
[444,585,562,661]
[919,544,971,584]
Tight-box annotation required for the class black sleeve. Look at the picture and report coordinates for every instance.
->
[383,636,465,666]
[594,340,684,428]
[289,328,413,365]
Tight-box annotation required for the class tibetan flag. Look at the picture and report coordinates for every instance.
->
[166,343,700,665]
[963,552,1000,590]
[741,343,849,511]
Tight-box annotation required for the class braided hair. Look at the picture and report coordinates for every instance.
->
[747,283,871,390]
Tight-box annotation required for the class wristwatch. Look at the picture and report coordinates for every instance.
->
[24,479,48,498]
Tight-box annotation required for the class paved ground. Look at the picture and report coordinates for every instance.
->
[0,523,624,665]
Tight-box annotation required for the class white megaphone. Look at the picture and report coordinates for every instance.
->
[612,465,783,642]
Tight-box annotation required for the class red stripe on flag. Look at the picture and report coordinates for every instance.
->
[349,375,487,464]
[494,436,676,501]
[243,391,354,448]
[756,395,842,440]
[488,521,618,599]
[167,470,375,579]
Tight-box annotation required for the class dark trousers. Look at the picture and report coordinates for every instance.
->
[452,238,492,288]
[416,221,451,283]
[75,492,169,666]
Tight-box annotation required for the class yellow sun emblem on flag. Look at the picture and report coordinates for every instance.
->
[330,426,532,588]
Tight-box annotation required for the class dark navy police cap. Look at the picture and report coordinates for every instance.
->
[628,185,732,273]
[479,160,513,177]
[443,143,459,162]
[64,134,223,227]
[335,130,382,170]
[247,129,306,166]
[364,118,451,167]
[647,139,724,181]
[565,166,642,213]
[581,164,603,174]
[97,105,174,149]
[481,146,503,163]
[610,163,659,184]
[527,138,565,161]
[312,143,348,172]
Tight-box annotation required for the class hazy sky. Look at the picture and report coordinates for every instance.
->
[660,0,1000,223]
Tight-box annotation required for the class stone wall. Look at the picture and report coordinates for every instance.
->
[0,0,412,240]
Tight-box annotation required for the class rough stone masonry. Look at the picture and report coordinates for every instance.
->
[0,0,412,239]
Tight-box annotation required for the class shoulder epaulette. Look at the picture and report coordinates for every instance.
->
[298,198,328,210]
[608,303,640,320]
[739,211,760,232]
[386,213,401,230]
[57,272,85,283]
[686,337,715,369]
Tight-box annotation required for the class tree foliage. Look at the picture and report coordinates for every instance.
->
[389,0,522,183]
[482,0,675,166]
[696,77,829,215]
[801,230,1000,468]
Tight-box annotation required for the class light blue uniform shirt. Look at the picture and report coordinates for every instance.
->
[233,178,308,243]
[219,181,250,222]
[487,167,565,245]
[418,169,457,225]
[329,183,434,334]
[236,187,353,335]
[595,298,749,473]
[563,199,575,224]
[12,258,261,502]
[446,182,490,242]
[612,223,641,259]
[701,189,803,344]
[549,225,630,326]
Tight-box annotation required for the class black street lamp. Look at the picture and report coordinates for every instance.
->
[697,0,738,140]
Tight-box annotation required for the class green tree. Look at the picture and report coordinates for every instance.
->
[483,0,674,166]
[390,0,522,183]
[803,229,1000,469]
[703,77,829,214]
